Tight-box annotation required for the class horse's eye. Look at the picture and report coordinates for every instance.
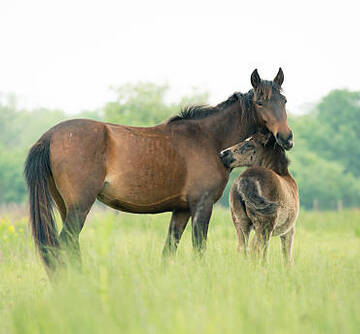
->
[257,101,263,106]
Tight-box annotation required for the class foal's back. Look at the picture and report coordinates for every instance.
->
[231,165,298,236]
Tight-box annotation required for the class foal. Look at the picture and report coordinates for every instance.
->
[220,133,299,263]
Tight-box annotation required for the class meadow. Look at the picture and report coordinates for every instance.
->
[0,206,360,333]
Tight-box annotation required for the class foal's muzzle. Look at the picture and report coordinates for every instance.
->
[276,131,294,150]
[219,150,235,168]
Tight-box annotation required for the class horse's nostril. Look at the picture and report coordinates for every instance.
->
[276,132,294,150]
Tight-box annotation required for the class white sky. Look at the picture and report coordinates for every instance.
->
[0,0,359,114]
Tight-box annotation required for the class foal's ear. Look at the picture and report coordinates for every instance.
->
[251,69,261,88]
[273,67,284,87]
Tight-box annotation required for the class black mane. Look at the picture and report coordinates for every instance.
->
[263,135,290,175]
[167,91,255,124]
[167,105,221,123]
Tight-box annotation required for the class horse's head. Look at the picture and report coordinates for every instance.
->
[250,68,293,150]
[219,133,272,168]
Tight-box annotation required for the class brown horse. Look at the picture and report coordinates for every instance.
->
[24,68,293,273]
[220,133,299,264]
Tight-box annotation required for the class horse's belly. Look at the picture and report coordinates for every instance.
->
[97,192,187,213]
[99,161,188,213]
[97,171,188,213]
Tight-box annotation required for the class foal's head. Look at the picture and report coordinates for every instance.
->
[219,132,289,176]
[250,68,293,150]
[219,133,271,168]
[220,133,289,175]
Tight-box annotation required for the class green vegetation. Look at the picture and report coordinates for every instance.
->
[0,208,359,333]
[1,85,359,333]
[104,83,208,126]
[1,86,360,209]
[288,90,360,209]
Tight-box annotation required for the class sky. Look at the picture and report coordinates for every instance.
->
[0,0,359,114]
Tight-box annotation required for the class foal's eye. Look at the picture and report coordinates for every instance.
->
[256,101,263,106]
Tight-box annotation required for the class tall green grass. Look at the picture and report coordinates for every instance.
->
[0,208,360,333]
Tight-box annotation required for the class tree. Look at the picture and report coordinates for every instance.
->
[0,145,26,203]
[104,82,208,126]
[312,90,360,176]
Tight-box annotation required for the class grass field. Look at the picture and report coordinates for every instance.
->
[0,206,360,333]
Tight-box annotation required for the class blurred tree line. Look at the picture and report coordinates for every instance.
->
[0,85,359,210]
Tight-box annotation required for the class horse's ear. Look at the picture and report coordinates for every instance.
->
[274,67,284,86]
[251,69,261,88]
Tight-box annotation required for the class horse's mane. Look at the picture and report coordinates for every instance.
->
[167,90,257,127]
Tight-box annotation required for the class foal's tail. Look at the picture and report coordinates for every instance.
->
[238,177,278,215]
[24,135,60,270]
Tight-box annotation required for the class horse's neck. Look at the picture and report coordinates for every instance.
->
[199,104,257,152]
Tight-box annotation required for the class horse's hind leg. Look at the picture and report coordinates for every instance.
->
[162,210,190,258]
[54,176,104,267]
[59,202,95,266]
[280,226,295,265]
[49,178,67,221]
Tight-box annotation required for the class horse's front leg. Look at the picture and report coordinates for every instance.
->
[190,194,214,255]
[162,210,190,258]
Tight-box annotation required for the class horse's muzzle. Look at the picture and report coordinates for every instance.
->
[276,132,294,151]
[219,150,235,168]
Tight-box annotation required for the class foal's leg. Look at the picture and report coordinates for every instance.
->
[190,194,214,255]
[250,216,276,263]
[232,217,252,256]
[162,210,191,258]
[231,206,251,256]
[250,228,262,260]
[280,226,295,265]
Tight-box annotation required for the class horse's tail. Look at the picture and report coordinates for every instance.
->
[24,135,60,269]
[237,177,278,215]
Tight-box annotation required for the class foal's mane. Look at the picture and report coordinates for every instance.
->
[262,135,290,175]
[167,91,257,127]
